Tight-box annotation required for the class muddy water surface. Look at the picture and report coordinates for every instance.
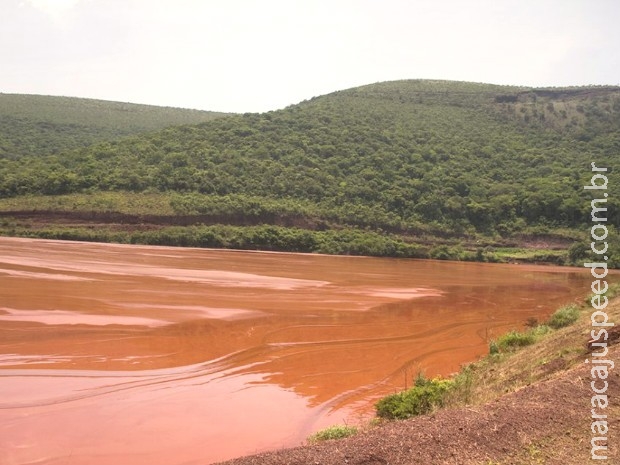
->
[0,237,594,464]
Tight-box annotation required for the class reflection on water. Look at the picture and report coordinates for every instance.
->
[0,237,595,464]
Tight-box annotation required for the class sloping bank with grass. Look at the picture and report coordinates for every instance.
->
[375,301,584,421]
[220,285,620,465]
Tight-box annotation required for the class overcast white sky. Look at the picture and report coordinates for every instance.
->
[1,0,619,113]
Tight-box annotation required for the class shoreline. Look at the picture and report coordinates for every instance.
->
[217,296,620,465]
[0,219,576,266]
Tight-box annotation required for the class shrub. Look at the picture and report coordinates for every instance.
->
[375,374,454,419]
[429,245,461,260]
[546,304,580,329]
[493,330,536,352]
[308,425,357,442]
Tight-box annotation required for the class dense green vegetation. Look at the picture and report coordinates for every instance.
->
[0,222,429,257]
[0,93,230,159]
[1,80,619,262]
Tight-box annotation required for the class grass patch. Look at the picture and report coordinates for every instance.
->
[489,329,537,354]
[489,308,575,355]
[308,425,358,443]
[584,281,620,304]
[546,304,580,329]
[492,247,567,265]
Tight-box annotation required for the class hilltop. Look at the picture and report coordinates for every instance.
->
[0,93,231,159]
[1,80,619,263]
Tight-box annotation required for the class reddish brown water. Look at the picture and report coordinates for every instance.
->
[0,237,594,464]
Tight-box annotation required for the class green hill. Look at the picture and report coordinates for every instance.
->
[0,93,231,159]
[1,80,619,264]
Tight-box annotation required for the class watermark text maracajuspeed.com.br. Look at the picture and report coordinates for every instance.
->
[584,162,614,460]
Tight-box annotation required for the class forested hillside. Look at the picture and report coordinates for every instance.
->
[1,80,618,264]
[0,93,231,159]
